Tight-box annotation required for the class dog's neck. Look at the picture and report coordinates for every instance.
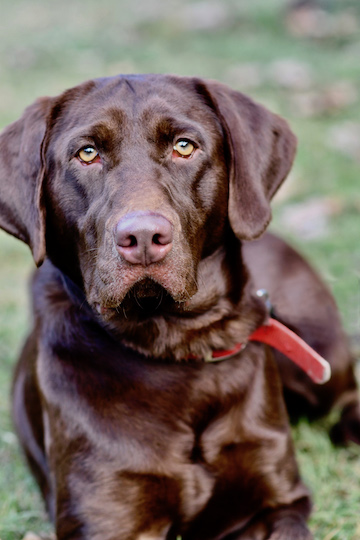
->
[55,245,267,362]
[113,245,267,361]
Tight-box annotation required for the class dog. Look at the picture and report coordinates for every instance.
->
[0,74,359,539]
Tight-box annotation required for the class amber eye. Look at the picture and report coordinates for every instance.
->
[173,139,195,157]
[78,146,99,163]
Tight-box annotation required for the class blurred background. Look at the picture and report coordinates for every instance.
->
[0,0,359,538]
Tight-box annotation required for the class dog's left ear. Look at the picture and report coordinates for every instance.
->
[200,80,297,240]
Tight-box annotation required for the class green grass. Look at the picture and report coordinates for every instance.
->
[1,0,360,538]
[294,420,360,540]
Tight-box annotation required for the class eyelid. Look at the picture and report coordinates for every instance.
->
[175,137,196,144]
[68,137,96,155]
[174,132,201,146]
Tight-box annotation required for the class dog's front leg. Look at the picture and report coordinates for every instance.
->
[53,465,180,540]
[267,524,312,540]
[235,501,313,540]
[55,508,174,540]
[264,498,313,540]
[226,512,312,540]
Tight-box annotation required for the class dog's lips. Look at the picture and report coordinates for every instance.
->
[129,278,165,299]
[95,303,116,317]
[91,251,199,322]
[124,279,169,313]
[94,277,190,320]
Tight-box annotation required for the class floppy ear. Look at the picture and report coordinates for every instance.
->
[202,80,297,240]
[0,97,52,265]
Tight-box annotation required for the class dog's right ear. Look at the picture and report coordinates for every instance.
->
[0,97,52,266]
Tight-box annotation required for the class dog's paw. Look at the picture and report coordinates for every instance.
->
[267,523,313,540]
[330,403,360,446]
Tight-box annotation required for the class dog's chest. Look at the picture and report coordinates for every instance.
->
[43,342,269,476]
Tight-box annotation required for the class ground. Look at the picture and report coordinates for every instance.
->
[0,1,360,538]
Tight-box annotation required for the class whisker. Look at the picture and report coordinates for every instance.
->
[79,298,88,311]
[133,290,144,309]
[154,288,164,310]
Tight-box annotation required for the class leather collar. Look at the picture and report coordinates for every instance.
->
[191,317,331,385]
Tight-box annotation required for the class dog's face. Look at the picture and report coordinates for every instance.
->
[0,74,296,327]
[42,76,230,320]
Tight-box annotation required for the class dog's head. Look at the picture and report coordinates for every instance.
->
[0,74,296,324]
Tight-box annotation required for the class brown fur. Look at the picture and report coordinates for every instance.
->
[0,74,358,539]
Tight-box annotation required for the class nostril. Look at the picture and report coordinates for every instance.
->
[128,235,137,247]
[117,233,137,248]
[153,234,161,245]
[152,233,169,246]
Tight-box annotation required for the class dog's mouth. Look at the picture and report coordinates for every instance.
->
[97,277,186,321]
[125,278,169,313]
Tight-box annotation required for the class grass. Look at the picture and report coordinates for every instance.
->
[0,0,360,538]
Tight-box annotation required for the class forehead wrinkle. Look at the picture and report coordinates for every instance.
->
[137,94,206,124]
[135,92,222,146]
[64,121,123,153]
[138,108,206,146]
[57,94,129,134]
[64,105,130,153]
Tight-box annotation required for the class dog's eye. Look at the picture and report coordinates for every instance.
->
[78,146,99,164]
[173,140,195,158]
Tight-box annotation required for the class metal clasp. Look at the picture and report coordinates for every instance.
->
[255,288,273,318]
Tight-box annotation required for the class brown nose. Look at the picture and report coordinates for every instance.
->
[115,212,173,266]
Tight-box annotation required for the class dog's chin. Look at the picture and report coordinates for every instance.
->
[96,278,188,323]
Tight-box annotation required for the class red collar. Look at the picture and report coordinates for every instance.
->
[196,317,331,385]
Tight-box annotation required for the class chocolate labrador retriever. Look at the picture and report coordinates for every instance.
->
[0,74,359,539]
